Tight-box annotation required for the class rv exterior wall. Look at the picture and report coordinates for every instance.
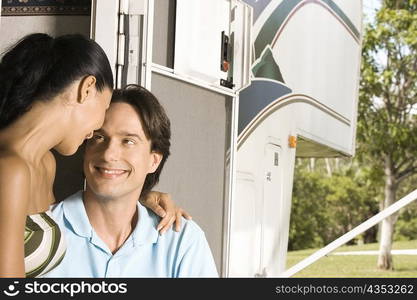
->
[0,15,90,56]
[152,0,175,68]
[91,0,119,83]
[174,0,230,86]
[274,4,360,122]
[231,104,297,276]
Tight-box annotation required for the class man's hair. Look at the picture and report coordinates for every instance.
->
[111,84,171,198]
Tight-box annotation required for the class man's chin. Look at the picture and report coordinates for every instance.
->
[85,184,119,200]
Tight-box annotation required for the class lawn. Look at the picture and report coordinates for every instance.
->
[286,240,417,277]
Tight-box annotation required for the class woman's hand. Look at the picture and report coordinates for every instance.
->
[140,191,192,234]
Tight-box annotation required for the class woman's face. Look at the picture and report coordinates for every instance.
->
[55,87,112,156]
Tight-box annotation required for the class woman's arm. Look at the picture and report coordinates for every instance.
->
[0,156,30,277]
[140,191,192,234]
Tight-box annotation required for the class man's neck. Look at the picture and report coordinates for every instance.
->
[83,190,139,254]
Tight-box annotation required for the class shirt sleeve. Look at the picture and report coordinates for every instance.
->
[175,221,219,278]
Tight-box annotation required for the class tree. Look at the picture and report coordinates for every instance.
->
[357,0,417,269]
[289,158,380,251]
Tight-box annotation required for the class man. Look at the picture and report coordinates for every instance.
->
[44,85,218,277]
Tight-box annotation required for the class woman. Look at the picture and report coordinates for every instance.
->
[0,33,188,277]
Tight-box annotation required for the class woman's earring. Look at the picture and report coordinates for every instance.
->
[83,178,87,191]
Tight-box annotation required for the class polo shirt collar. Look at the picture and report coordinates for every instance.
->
[62,190,92,238]
[131,201,159,246]
[62,190,159,246]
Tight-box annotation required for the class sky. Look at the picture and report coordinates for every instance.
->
[363,0,382,23]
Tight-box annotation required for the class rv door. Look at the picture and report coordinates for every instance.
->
[174,0,252,91]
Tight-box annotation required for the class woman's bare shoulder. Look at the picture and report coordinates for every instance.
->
[0,153,30,278]
[0,153,30,213]
[0,153,30,193]
[0,152,30,175]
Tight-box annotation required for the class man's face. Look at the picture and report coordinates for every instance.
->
[84,102,162,200]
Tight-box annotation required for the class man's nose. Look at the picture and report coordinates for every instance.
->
[101,140,120,162]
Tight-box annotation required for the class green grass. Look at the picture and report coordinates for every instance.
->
[286,240,417,277]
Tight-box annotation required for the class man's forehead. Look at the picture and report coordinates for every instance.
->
[96,126,144,138]
[100,102,146,137]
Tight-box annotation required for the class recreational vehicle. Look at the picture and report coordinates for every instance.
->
[0,0,365,277]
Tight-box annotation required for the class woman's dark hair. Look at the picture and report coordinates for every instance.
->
[0,33,114,129]
[111,85,171,198]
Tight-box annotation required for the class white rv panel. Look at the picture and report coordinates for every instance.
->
[260,142,284,276]
[230,0,253,90]
[174,0,230,85]
[273,3,360,121]
[90,0,119,79]
[229,171,261,276]
[174,0,252,91]
[294,100,353,155]
[333,0,363,30]
[233,103,297,276]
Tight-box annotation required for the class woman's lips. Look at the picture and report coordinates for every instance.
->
[94,167,128,179]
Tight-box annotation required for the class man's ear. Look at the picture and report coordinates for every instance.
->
[148,152,163,174]
[78,75,97,104]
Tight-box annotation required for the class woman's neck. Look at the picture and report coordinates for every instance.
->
[0,99,68,164]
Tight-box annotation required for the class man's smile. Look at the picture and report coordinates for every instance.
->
[94,166,129,179]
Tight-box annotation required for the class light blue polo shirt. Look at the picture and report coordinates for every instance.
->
[43,191,218,278]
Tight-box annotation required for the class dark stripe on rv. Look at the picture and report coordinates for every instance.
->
[252,47,285,83]
[254,0,360,58]
[238,80,292,135]
[254,0,302,58]
[321,0,360,38]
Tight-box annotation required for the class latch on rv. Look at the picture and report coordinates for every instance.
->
[220,31,234,89]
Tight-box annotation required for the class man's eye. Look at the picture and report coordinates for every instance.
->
[124,139,135,145]
[93,134,104,141]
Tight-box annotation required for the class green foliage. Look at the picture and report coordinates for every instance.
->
[394,172,417,240]
[395,212,417,241]
[289,159,380,251]
[394,176,417,240]
[289,168,329,250]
